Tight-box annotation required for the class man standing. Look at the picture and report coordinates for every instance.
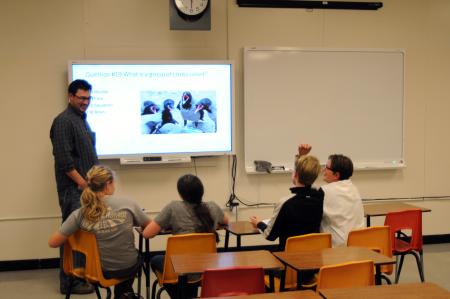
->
[50,79,98,294]
[299,145,364,247]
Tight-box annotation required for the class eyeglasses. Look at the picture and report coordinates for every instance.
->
[74,95,92,101]
[324,165,334,172]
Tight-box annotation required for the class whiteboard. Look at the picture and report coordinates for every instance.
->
[244,47,404,173]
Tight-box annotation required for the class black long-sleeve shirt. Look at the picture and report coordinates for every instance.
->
[50,105,98,193]
[257,186,324,251]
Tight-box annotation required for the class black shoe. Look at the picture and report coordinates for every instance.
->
[117,292,143,299]
[60,281,95,295]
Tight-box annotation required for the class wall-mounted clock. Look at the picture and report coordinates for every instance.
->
[174,0,209,20]
[169,0,211,30]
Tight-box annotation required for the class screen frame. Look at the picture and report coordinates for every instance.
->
[68,60,235,160]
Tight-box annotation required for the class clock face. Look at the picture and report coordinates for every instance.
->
[174,0,209,16]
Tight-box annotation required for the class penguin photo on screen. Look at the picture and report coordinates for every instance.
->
[141,100,160,115]
[177,91,217,132]
[141,101,162,134]
[157,99,188,134]
[161,99,178,126]
[195,97,217,132]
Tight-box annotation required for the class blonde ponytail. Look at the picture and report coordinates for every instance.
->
[81,165,114,223]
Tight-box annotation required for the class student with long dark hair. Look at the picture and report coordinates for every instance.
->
[48,165,150,299]
[143,174,229,298]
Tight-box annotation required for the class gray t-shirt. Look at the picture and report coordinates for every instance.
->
[154,200,224,234]
[60,196,150,272]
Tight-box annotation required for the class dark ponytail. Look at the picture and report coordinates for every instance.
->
[177,174,218,241]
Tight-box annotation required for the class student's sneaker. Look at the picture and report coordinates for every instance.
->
[60,281,95,295]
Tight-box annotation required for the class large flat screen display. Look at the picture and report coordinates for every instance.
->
[69,61,234,159]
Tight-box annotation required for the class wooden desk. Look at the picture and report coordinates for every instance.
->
[171,250,283,299]
[273,246,395,289]
[319,282,450,299]
[203,290,321,299]
[364,202,431,226]
[224,221,259,250]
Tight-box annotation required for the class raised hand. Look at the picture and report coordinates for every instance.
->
[298,144,312,156]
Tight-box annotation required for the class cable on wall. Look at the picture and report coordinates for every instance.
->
[226,155,274,213]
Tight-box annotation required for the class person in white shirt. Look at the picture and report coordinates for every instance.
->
[301,145,365,247]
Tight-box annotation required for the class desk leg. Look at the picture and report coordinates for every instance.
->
[224,230,229,251]
[296,270,302,290]
[237,235,241,249]
[177,275,188,299]
[279,268,286,292]
[145,238,150,299]
[375,264,381,285]
[137,235,143,298]
[366,216,371,227]
[268,271,275,292]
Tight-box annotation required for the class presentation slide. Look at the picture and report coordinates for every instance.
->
[71,63,233,158]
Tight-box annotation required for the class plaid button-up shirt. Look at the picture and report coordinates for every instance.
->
[50,105,98,192]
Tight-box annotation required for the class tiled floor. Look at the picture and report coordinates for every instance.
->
[0,243,449,298]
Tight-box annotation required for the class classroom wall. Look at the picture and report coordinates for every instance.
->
[1,0,449,261]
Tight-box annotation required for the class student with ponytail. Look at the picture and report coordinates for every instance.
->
[48,165,151,299]
[143,174,229,298]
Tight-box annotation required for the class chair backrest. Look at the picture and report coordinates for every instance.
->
[63,230,122,287]
[316,260,375,290]
[284,233,332,287]
[200,266,265,297]
[162,233,217,283]
[286,233,332,252]
[347,226,393,274]
[384,209,423,252]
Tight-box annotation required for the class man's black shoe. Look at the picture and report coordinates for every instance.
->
[60,281,95,295]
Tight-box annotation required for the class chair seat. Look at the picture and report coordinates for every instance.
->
[72,268,85,279]
[380,264,393,275]
[394,238,414,253]
[156,270,177,286]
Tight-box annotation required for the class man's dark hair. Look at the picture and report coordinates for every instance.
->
[177,174,217,239]
[68,79,92,95]
[328,154,354,180]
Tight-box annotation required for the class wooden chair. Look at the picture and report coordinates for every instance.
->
[63,230,124,299]
[200,266,265,297]
[316,260,375,290]
[151,233,217,299]
[347,226,393,284]
[265,233,332,291]
[384,209,425,283]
